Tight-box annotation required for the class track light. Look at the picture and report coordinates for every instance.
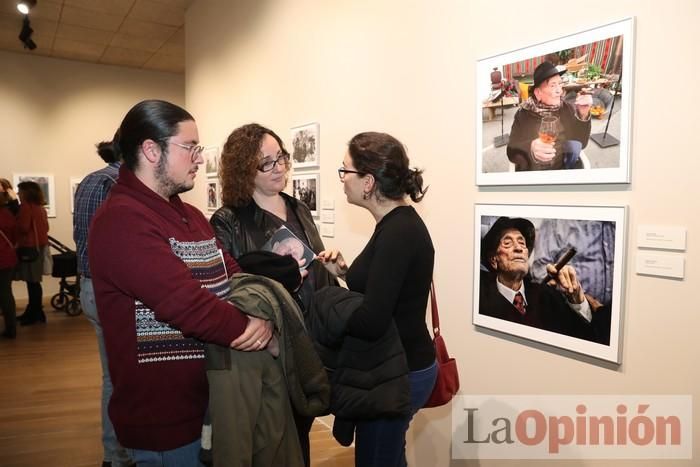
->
[17,1,37,15]
[19,16,36,50]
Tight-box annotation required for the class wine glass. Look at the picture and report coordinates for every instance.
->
[533,115,559,168]
[538,115,559,145]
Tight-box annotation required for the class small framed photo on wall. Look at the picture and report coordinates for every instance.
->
[206,179,220,212]
[290,122,320,169]
[13,173,56,218]
[69,177,83,214]
[203,146,220,177]
[473,203,627,363]
[292,172,319,217]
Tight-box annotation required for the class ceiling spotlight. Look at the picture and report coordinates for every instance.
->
[19,16,36,50]
[17,1,37,15]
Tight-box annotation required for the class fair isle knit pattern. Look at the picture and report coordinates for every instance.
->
[135,237,232,364]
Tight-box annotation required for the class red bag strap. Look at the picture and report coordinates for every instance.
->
[430,280,440,337]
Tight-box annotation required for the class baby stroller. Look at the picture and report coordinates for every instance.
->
[48,236,82,316]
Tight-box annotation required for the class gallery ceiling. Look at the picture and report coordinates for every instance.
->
[0,0,192,73]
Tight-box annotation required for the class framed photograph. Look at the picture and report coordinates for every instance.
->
[473,203,626,363]
[290,122,320,169]
[206,179,220,212]
[203,146,219,177]
[292,172,319,217]
[69,177,83,214]
[476,17,634,186]
[13,173,56,218]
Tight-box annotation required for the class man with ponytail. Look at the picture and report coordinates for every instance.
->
[88,100,278,465]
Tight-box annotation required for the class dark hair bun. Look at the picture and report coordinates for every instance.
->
[405,168,427,202]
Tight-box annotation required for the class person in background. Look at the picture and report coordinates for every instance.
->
[73,137,132,467]
[317,131,436,467]
[507,61,593,171]
[88,100,273,466]
[15,181,49,326]
[0,191,17,338]
[0,179,19,215]
[210,123,335,467]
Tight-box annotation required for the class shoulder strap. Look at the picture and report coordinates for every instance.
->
[0,229,13,249]
[430,280,440,337]
[31,208,39,251]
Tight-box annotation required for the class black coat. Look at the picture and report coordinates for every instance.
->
[479,272,602,342]
[308,286,410,420]
[506,101,591,171]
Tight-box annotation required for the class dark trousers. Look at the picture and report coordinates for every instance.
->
[0,268,16,334]
[292,410,314,467]
[25,281,43,319]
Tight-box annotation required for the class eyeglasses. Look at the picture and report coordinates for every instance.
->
[337,168,364,180]
[258,152,290,172]
[170,141,204,161]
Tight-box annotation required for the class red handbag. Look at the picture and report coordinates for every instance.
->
[424,281,460,408]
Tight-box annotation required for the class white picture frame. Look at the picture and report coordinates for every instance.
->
[203,146,219,177]
[473,203,627,363]
[206,179,220,212]
[292,172,320,217]
[476,17,634,186]
[290,122,320,169]
[13,173,56,218]
[69,177,83,214]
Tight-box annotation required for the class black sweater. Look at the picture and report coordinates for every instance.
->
[345,205,435,370]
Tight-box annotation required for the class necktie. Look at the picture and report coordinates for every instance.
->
[513,292,526,315]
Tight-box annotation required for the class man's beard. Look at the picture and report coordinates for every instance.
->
[155,154,193,198]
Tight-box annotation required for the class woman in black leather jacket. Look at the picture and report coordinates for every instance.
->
[210,123,335,467]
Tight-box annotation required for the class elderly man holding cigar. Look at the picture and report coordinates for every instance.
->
[479,217,609,343]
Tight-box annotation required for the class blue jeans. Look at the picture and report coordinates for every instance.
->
[562,140,583,169]
[81,277,131,467]
[126,438,204,467]
[354,360,438,467]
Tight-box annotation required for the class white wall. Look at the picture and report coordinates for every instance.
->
[0,51,185,298]
[186,1,699,465]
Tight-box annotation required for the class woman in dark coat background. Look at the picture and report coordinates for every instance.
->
[15,181,49,326]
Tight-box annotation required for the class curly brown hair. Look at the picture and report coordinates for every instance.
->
[220,123,289,207]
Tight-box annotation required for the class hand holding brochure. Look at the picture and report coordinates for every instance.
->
[261,226,315,270]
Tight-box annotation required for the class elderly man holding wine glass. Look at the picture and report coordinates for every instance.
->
[507,61,593,171]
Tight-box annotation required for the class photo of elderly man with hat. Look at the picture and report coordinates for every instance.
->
[479,217,609,344]
[506,61,593,171]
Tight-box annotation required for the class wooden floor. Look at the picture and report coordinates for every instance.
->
[0,304,354,467]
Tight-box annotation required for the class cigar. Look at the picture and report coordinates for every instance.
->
[544,247,577,282]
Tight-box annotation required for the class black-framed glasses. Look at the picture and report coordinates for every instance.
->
[258,152,290,172]
[337,167,364,180]
[170,141,204,161]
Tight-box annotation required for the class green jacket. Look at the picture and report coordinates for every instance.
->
[203,273,330,466]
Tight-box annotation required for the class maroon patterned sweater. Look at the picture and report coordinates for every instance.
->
[89,166,247,451]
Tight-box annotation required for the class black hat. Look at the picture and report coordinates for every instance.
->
[236,251,301,292]
[533,61,566,89]
[481,217,536,271]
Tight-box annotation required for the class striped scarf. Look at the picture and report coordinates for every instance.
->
[521,96,561,118]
